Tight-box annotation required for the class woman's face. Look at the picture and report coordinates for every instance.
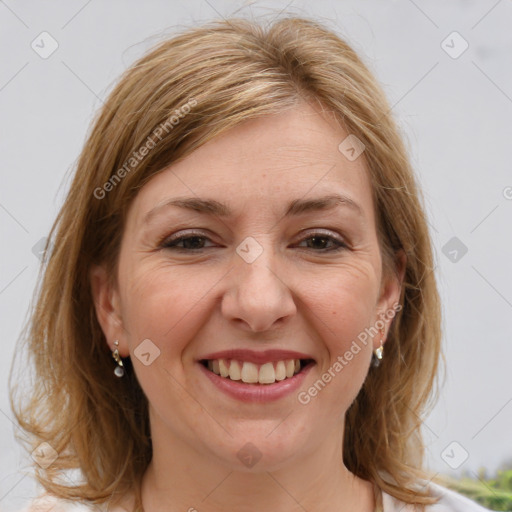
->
[92,101,403,472]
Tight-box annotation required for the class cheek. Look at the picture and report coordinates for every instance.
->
[299,271,376,413]
[119,260,223,354]
[301,261,380,346]
[117,263,216,403]
[296,261,378,411]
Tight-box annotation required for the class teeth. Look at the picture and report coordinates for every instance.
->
[285,359,295,378]
[219,359,229,377]
[241,362,259,383]
[229,360,241,380]
[259,362,276,384]
[275,360,286,381]
[205,358,307,384]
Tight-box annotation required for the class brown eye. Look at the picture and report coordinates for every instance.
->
[160,231,215,251]
[296,233,348,252]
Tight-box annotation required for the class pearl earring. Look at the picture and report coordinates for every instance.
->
[112,340,125,377]
[372,327,385,367]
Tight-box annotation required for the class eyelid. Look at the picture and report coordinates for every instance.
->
[297,227,350,245]
[159,229,215,247]
[159,228,349,253]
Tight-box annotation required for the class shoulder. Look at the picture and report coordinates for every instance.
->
[19,494,108,512]
[382,480,492,511]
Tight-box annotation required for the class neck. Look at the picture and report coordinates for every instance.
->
[133,410,376,512]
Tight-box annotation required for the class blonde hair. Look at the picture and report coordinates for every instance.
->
[10,16,443,511]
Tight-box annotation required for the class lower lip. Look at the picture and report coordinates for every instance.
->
[198,362,315,403]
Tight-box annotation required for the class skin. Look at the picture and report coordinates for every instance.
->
[91,100,405,512]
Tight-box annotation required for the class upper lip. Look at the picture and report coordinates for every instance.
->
[198,349,315,365]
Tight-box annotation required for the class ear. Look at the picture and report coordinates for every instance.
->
[375,248,406,347]
[89,264,128,356]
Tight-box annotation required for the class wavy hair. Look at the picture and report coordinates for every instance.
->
[10,16,444,511]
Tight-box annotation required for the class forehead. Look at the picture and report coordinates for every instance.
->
[127,101,375,228]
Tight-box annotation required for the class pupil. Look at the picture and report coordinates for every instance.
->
[184,236,204,249]
[310,236,326,249]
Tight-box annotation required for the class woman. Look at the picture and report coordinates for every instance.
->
[11,16,490,512]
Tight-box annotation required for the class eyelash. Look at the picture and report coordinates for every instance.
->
[160,231,348,253]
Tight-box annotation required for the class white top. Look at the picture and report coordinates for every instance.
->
[21,481,491,511]
[382,481,491,511]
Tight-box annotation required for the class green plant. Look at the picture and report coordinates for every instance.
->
[437,469,512,511]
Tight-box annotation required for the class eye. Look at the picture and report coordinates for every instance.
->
[160,230,348,253]
[160,232,214,251]
[295,231,348,252]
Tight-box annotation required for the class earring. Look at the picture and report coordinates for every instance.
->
[112,340,125,377]
[371,327,385,367]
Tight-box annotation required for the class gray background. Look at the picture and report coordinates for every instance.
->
[1,0,511,509]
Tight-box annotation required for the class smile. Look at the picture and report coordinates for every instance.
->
[201,358,315,385]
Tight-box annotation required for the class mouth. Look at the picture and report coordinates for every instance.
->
[199,358,315,385]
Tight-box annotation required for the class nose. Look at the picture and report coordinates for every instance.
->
[221,244,297,333]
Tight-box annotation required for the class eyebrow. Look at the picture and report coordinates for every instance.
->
[144,193,363,224]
